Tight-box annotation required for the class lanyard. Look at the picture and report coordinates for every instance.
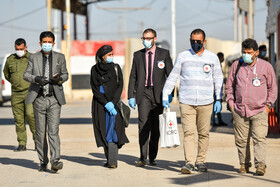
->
[249,59,258,78]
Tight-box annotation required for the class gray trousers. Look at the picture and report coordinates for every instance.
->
[104,143,118,166]
[138,88,163,161]
[33,95,61,165]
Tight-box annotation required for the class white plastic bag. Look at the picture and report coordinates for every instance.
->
[159,108,180,148]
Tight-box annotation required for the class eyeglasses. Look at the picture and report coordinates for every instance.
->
[190,39,204,44]
[141,37,154,41]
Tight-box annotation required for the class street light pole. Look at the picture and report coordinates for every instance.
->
[171,0,176,61]
[65,0,72,102]
[47,0,52,31]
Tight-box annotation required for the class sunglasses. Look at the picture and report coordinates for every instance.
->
[190,39,204,44]
[141,37,155,40]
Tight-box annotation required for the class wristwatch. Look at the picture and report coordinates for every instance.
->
[266,103,272,109]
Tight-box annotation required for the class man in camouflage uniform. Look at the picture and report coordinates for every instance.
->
[3,38,35,151]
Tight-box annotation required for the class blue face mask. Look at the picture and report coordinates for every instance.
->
[42,43,53,53]
[261,51,266,57]
[142,40,153,49]
[242,52,256,64]
[106,56,114,63]
[191,43,203,52]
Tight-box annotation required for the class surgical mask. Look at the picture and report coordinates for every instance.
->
[16,50,25,57]
[106,56,114,63]
[261,51,266,57]
[242,52,256,64]
[191,43,203,52]
[41,43,53,53]
[142,40,153,49]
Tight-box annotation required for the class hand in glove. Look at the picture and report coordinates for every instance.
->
[162,100,170,108]
[35,76,48,86]
[129,98,136,110]
[105,102,114,112]
[49,76,62,85]
[213,100,222,114]
[109,108,117,116]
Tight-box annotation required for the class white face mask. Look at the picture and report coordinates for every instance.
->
[16,50,25,57]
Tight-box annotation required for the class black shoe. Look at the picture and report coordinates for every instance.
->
[149,160,157,166]
[181,163,195,174]
[104,162,108,167]
[216,121,227,126]
[38,164,47,172]
[195,162,208,172]
[136,160,146,167]
[108,164,118,168]
[51,161,63,173]
[14,145,26,152]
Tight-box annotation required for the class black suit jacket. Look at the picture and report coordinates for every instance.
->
[128,47,173,104]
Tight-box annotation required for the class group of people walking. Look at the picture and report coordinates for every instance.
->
[4,28,277,176]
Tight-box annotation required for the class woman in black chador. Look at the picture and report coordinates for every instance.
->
[90,45,129,168]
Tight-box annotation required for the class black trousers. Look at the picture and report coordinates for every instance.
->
[138,87,163,161]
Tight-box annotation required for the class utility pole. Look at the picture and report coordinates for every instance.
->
[248,0,254,38]
[85,0,89,40]
[65,0,72,102]
[171,0,176,61]
[47,0,52,31]
[234,0,238,41]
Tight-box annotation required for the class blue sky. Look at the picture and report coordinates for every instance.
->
[0,0,267,56]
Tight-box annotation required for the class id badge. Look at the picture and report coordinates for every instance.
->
[203,64,211,73]
[252,78,261,87]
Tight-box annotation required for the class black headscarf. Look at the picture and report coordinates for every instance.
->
[95,45,114,85]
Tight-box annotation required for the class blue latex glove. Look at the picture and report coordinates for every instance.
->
[110,108,117,116]
[168,94,173,103]
[162,100,170,108]
[213,100,222,114]
[105,102,114,112]
[129,98,136,110]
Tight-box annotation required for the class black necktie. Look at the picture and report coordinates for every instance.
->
[147,51,152,87]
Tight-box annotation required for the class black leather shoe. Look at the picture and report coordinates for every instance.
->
[149,160,157,166]
[195,162,208,172]
[51,161,63,173]
[136,160,146,167]
[14,145,26,152]
[104,162,108,167]
[38,164,47,172]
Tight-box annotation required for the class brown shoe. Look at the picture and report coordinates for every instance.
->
[256,164,266,176]
[239,163,251,174]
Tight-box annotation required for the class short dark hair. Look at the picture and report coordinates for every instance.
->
[259,45,267,51]
[15,38,26,46]
[242,38,258,51]
[40,31,55,42]
[143,28,157,37]
[190,28,206,41]
[217,52,224,59]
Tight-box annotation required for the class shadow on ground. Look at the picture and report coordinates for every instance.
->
[0,157,38,170]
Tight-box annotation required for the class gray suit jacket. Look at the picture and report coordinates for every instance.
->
[23,51,69,105]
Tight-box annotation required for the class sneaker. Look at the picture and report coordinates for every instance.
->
[239,163,251,174]
[256,164,266,176]
[136,160,146,167]
[51,161,63,173]
[14,145,26,152]
[195,162,208,172]
[181,163,195,174]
